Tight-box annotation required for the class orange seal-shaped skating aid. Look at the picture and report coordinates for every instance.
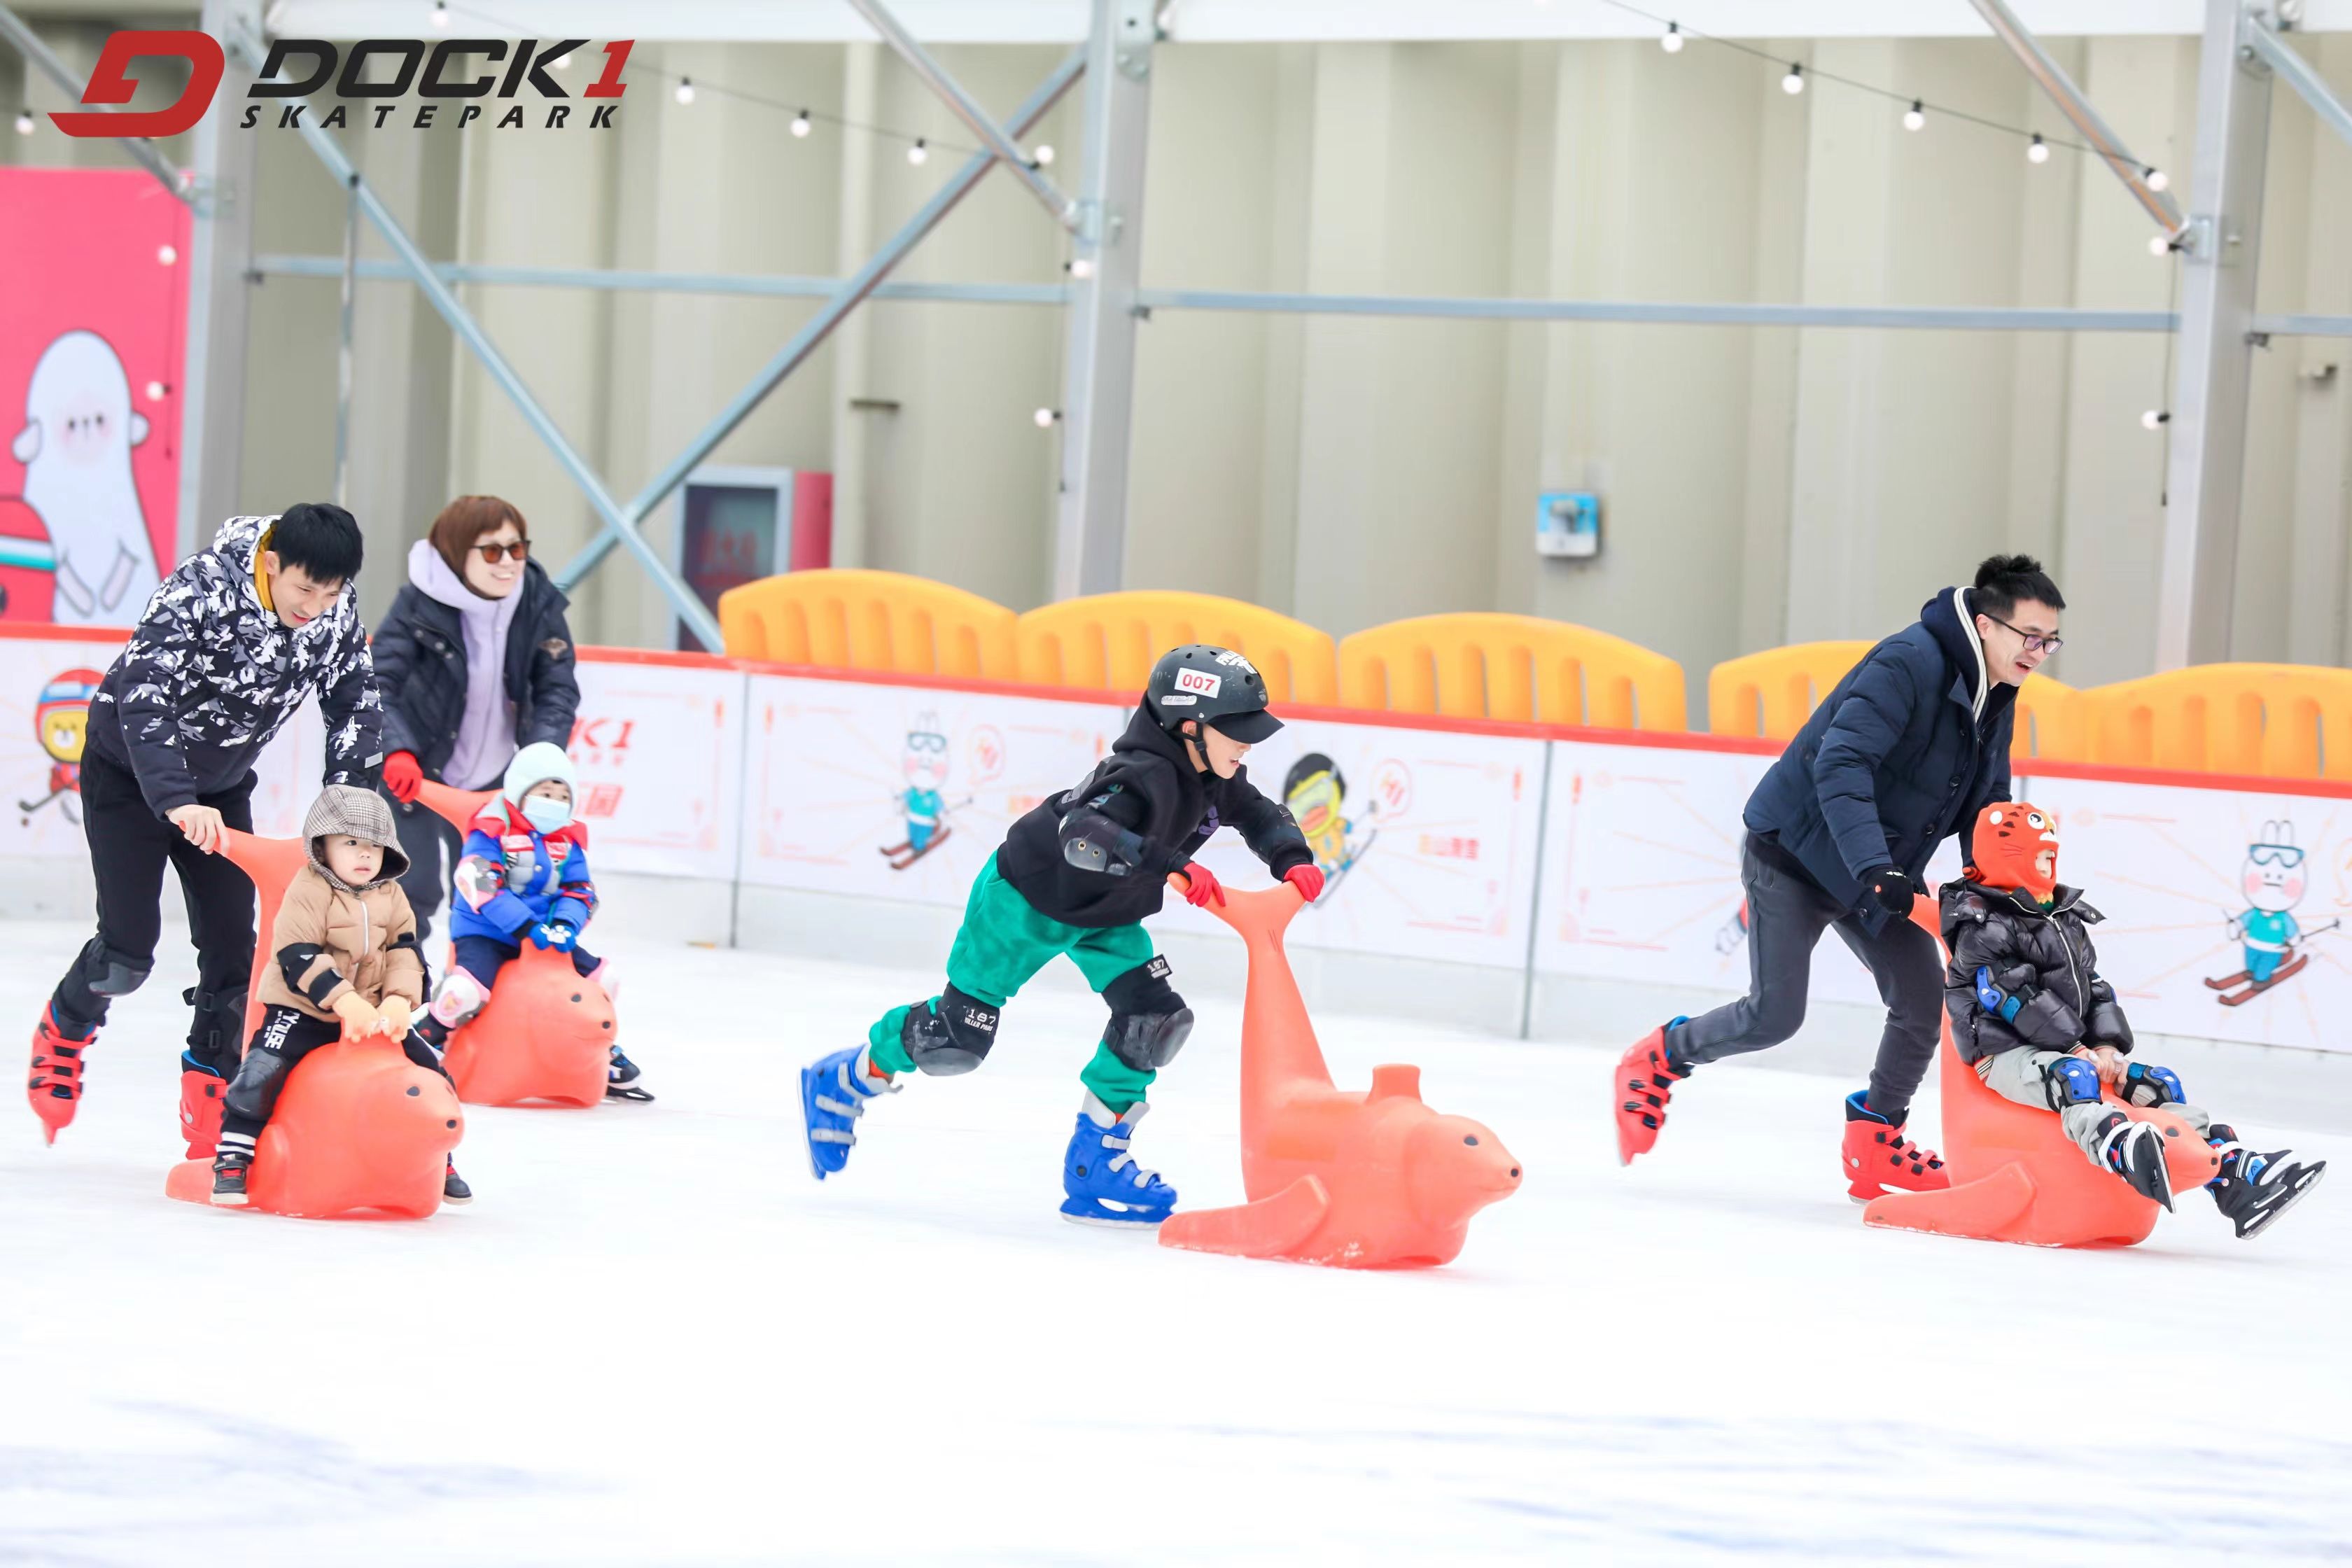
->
[1156,876,1522,1268]
[163,829,465,1219]
[415,779,615,1109]
[1862,894,2218,1248]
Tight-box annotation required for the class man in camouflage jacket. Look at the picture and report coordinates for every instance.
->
[27,505,384,1157]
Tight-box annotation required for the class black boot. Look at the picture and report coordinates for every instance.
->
[211,1148,251,1208]
[442,1156,472,1206]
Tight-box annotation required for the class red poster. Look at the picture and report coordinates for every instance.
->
[0,168,191,626]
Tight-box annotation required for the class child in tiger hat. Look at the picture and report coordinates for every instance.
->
[1940,800,2324,1238]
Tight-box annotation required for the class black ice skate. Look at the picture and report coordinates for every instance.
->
[2207,1135,2325,1239]
[606,1045,654,1102]
[2092,1112,2172,1210]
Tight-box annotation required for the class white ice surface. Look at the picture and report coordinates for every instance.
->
[3,916,2348,1566]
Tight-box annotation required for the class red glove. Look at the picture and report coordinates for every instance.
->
[1284,863,1326,904]
[382,751,423,803]
[1178,861,1225,908]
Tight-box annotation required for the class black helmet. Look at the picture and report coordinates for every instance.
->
[1146,644,1283,743]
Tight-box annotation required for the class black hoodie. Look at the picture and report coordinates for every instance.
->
[995,706,1312,928]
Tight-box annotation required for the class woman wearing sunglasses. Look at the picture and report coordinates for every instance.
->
[370,495,582,939]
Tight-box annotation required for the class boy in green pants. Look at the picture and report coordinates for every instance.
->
[800,645,1324,1226]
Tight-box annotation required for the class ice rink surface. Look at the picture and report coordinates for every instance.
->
[4,915,2348,1566]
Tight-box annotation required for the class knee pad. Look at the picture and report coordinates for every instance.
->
[1102,957,1193,1073]
[2121,1061,2185,1108]
[78,938,150,998]
[2042,1054,2104,1110]
[429,970,489,1029]
[224,1046,291,1124]
[901,984,999,1076]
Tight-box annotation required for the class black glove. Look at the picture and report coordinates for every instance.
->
[1861,864,1915,918]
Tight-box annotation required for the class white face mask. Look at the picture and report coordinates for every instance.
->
[520,795,572,834]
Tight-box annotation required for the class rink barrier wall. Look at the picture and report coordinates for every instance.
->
[5,626,2349,1075]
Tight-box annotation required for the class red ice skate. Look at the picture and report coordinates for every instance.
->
[1614,1021,1688,1166]
[1840,1093,1949,1202]
[180,1063,230,1160]
[27,1004,92,1145]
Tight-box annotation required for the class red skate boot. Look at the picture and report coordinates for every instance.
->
[180,1057,230,1161]
[28,1004,94,1145]
[1614,1020,1689,1166]
[1840,1091,1949,1201]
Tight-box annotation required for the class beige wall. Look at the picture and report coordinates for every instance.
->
[11,27,2352,716]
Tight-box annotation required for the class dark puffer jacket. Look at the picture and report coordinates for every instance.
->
[370,556,580,785]
[1939,880,2134,1065]
[996,706,1312,929]
[1743,587,2018,934]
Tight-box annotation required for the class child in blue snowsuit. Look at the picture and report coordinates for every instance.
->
[414,742,649,1101]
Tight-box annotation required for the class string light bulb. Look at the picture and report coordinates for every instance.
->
[12,108,31,136]
[675,78,696,105]
[1033,407,1058,428]
[2141,410,2169,430]
[145,380,165,400]
[1032,143,1055,166]
[1903,100,1924,131]
[791,109,811,137]
[907,138,928,165]
[1782,63,1805,95]
[2150,232,2174,257]
[1660,22,1684,52]
[430,1,449,29]
[156,244,177,265]
[2145,166,2169,192]
[2027,132,2050,163]
[1067,257,1096,280]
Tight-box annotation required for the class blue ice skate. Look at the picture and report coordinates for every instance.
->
[1060,1091,1177,1228]
[800,1044,894,1180]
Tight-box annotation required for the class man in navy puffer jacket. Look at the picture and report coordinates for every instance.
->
[1613,554,2066,1202]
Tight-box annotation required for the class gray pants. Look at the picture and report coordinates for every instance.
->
[1977,1046,2212,1159]
[1670,834,1945,1117]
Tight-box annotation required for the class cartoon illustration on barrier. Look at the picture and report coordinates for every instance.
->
[2208,820,2337,1007]
[8,330,162,626]
[20,667,101,825]
[880,713,972,872]
[1282,752,1378,904]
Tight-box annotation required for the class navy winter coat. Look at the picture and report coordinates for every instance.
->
[1742,587,2017,934]
[370,557,580,786]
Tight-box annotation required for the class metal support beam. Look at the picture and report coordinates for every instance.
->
[251,254,1070,306]
[556,46,1086,592]
[1051,0,1155,601]
[221,22,727,652]
[2245,10,2352,152]
[176,0,260,558]
[1969,0,2187,237]
[330,173,358,507]
[845,0,1079,232]
[0,3,194,205]
[2157,0,2274,671]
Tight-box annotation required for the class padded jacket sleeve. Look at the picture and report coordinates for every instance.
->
[1228,780,1314,877]
[273,873,354,1013]
[455,822,540,937]
[112,589,205,818]
[1810,651,1917,881]
[522,603,582,750]
[370,594,423,760]
[545,838,597,931]
[317,618,384,786]
[1945,914,2085,1054]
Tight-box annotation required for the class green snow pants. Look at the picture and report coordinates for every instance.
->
[867,853,1162,1111]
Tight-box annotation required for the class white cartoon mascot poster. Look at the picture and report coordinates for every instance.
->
[0,168,188,626]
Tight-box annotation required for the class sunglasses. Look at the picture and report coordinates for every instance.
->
[473,538,531,564]
[1982,612,2063,655]
[2250,843,2305,868]
[906,732,947,752]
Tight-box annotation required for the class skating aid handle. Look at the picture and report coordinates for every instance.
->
[1166,871,1307,941]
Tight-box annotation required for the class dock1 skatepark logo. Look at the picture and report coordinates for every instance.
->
[48,31,633,139]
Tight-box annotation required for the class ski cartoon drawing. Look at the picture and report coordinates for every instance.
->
[879,713,970,871]
[2207,820,2338,1007]
[1282,752,1378,904]
[1714,899,1750,956]
[20,666,100,825]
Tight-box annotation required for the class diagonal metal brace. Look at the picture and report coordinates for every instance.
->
[222,21,725,650]
[0,3,195,206]
[1968,0,2187,239]
[556,46,1086,592]
[844,0,1080,232]
[2244,11,2352,154]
